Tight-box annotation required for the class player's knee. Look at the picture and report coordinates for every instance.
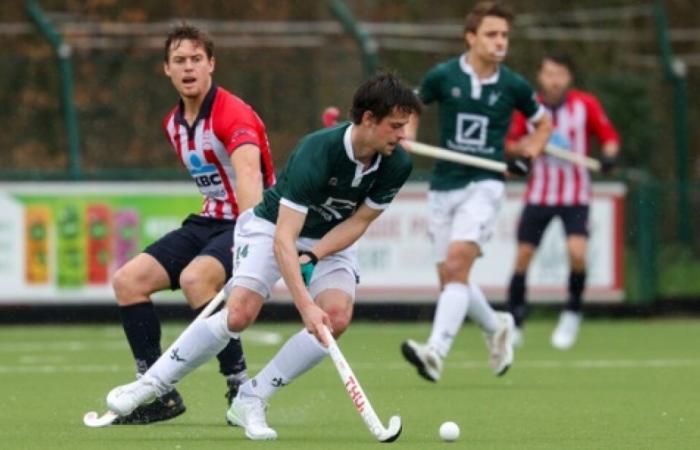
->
[570,256,586,272]
[442,257,469,283]
[225,294,259,332]
[327,305,353,338]
[112,267,139,304]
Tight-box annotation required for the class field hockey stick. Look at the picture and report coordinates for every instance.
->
[544,144,601,172]
[321,326,402,443]
[82,287,229,428]
[401,139,507,173]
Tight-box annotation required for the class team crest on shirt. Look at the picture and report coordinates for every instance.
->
[328,177,338,186]
[202,130,213,150]
[451,87,461,98]
[488,91,501,106]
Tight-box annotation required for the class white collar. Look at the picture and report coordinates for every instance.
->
[343,124,382,187]
[459,53,500,99]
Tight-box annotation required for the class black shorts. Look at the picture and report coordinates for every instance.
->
[516,204,589,246]
[144,214,236,290]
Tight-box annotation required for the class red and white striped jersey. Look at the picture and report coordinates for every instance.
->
[507,89,619,206]
[163,84,275,220]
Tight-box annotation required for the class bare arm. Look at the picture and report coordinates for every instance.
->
[274,204,332,345]
[310,203,383,259]
[520,114,552,158]
[231,144,263,212]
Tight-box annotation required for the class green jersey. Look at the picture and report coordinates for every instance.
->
[419,54,544,190]
[254,123,413,238]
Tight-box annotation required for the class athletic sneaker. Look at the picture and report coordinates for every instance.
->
[107,377,172,418]
[511,326,524,348]
[484,312,515,376]
[112,389,186,425]
[226,393,277,440]
[400,339,443,382]
[551,310,582,350]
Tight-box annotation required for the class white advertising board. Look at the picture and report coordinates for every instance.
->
[0,182,624,304]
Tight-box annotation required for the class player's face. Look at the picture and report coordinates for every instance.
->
[538,60,573,103]
[164,39,214,100]
[367,109,411,156]
[466,16,509,64]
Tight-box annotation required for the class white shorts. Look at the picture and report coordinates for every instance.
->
[230,211,359,300]
[427,179,505,262]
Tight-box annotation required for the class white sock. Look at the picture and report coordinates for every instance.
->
[467,283,499,334]
[146,309,236,390]
[241,329,328,401]
[427,282,469,358]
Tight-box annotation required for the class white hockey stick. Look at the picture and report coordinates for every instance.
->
[82,287,229,428]
[401,139,507,173]
[544,144,601,172]
[322,326,402,443]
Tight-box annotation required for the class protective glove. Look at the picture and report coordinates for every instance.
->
[298,250,319,286]
[507,156,532,176]
[600,154,618,174]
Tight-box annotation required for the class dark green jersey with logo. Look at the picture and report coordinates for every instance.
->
[254,123,412,238]
[419,55,543,190]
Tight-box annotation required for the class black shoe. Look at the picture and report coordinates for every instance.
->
[113,389,186,425]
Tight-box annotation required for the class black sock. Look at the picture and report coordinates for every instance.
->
[120,302,162,374]
[566,271,586,312]
[508,273,528,327]
[193,304,247,377]
[217,338,247,376]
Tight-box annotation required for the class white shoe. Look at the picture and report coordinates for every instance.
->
[401,339,443,382]
[226,393,277,441]
[106,378,164,416]
[511,326,524,348]
[551,311,582,350]
[484,312,515,376]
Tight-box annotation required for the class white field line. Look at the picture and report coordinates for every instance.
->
[0,358,698,374]
[0,330,283,353]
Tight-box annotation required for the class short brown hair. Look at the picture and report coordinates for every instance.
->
[350,72,422,124]
[164,24,214,62]
[464,1,513,34]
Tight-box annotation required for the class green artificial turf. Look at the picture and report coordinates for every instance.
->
[0,319,698,449]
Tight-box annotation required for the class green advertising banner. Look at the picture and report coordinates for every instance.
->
[0,182,201,303]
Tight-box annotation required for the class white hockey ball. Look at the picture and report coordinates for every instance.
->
[439,421,460,442]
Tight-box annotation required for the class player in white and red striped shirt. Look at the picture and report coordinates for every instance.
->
[506,53,620,350]
[111,25,274,424]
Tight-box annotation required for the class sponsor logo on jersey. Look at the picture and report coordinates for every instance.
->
[455,113,488,147]
[189,154,222,188]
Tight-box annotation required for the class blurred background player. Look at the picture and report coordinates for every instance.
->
[105,73,421,440]
[321,105,340,127]
[506,53,620,350]
[111,24,275,423]
[401,1,551,382]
